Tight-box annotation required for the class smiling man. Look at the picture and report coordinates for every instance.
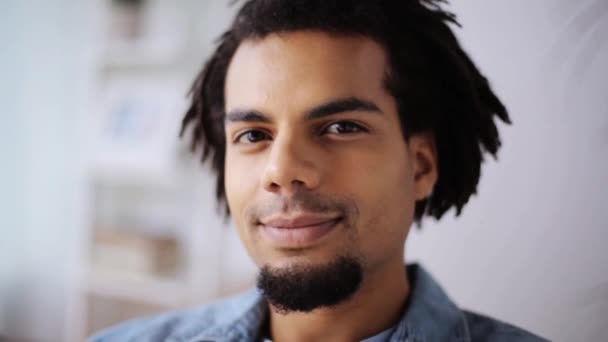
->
[91,1,547,341]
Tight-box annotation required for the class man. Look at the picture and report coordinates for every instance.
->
[91,0,547,341]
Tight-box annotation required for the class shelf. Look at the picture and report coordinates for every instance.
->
[89,161,181,189]
[85,269,189,308]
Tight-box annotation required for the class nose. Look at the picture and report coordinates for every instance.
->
[261,133,322,195]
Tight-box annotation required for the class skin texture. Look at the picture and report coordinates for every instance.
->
[224,31,438,342]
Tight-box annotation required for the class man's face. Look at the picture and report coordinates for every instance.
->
[224,31,434,282]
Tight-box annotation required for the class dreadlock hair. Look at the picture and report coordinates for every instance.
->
[180,0,511,225]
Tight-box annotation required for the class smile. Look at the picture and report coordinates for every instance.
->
[259,214,343,248]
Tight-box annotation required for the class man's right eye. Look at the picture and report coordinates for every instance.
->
[234,130,271,144]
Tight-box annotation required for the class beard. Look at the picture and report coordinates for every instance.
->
[256,255,363,314]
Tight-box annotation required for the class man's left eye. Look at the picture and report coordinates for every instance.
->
[323,121,366,134]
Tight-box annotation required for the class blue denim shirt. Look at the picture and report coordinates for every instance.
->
[90,264,548,341]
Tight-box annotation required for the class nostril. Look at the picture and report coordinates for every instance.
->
[267,182,281,191]
[291,179,305,187]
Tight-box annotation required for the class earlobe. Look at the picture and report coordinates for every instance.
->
[410,133,438,201]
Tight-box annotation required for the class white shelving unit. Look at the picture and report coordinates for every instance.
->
[65,1,227,340]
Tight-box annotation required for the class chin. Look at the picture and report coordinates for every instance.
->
[259,247,352,270]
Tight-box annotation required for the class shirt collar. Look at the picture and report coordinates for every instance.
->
[187,264,470,342]
[389,264,471,342]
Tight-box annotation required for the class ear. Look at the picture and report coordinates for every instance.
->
[408,132,438,201]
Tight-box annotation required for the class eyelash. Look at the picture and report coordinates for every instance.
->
[233,121,367,144]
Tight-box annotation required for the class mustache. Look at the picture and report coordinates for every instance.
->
[246,191,358,224]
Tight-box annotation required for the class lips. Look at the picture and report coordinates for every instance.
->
[259,213,343,247]
[261,214,341,229]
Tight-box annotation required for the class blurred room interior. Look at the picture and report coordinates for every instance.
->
[0,0,606,341]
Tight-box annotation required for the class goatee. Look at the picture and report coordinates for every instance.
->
[256,255,363,314]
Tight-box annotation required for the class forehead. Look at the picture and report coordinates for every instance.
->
[224,31,390,113]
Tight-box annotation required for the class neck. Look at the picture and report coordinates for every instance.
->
[268,256,409,342]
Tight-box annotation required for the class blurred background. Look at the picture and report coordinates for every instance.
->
[0,0,606,341]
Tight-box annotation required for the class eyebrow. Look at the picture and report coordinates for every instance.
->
[306,97,382,120]
[225,97,382,124]
[225,110,271,123]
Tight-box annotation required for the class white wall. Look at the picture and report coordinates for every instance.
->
[0,1,94,341]
[406,1,608,340]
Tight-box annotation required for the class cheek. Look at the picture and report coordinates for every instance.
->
[225,153,264,260]
[225,153,259,227]
[341,145,415,257]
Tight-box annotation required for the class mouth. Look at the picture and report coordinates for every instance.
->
[258,213,344,248]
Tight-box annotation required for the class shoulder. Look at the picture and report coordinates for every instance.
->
[463,311,549,342]
[87,290,265,342]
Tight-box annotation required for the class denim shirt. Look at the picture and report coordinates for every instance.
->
[89,264,548,342]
